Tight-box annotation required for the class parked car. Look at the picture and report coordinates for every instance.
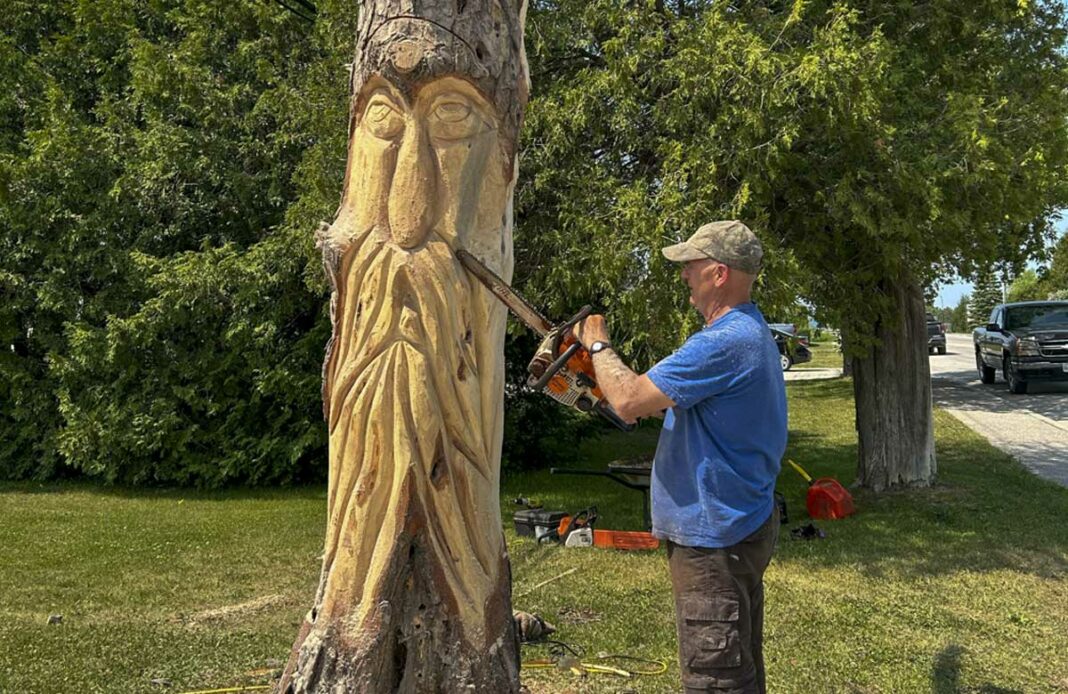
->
[926,313,946,355]
[973,300,1068,394]
[772,327,812,371]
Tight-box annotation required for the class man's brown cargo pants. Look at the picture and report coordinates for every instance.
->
[667,508,779,694]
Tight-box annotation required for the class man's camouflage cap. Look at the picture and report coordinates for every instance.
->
[661,220,763,274]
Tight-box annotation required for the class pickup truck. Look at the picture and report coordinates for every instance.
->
[926,313,946,355]
[973,301,1068,394]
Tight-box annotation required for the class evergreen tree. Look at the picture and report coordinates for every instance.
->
[970,272,1003,327]
[0,0,336,483]
[950,294,971,333]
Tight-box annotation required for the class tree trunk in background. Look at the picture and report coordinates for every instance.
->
[279,1,529,691]
[851,274,936,491]
[840,330,853,377]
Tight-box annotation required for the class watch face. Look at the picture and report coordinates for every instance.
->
[592,341,607,353]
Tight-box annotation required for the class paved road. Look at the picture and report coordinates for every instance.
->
[931,333,1068,487]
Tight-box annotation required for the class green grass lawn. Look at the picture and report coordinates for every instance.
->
[794,339,844,370]
[2,378,1067,693]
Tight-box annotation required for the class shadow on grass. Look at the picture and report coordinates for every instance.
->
[781,378,1068,581]
[932,644,1023,694]
[933,375,1068,417]
[777,425,1068,580]
[932,644,964,694]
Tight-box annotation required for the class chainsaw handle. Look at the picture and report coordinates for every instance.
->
[594,400,636,432]
[530,340,582,392]
[553,305,593,356]
[560,505,598,540]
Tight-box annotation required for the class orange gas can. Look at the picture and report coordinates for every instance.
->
[787,460,856,520]
[805,478,855,520]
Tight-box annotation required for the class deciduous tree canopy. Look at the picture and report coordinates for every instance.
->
[1007,233,1068,301]
[518,0,1068,355]
[3,0,1067,486]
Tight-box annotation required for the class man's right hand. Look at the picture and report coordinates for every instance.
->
[572,314,610,348]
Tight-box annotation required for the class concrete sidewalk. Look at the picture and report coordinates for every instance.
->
[933,376,1068,488]
[784,367,842,382]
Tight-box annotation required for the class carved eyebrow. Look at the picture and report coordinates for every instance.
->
[365,91,401,107]
[427,91,491,121]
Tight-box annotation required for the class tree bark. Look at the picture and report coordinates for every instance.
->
[840,330,853,377]
[279,2,529,692]
[851,273,937,491]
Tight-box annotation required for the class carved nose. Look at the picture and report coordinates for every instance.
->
[388,122,438,249]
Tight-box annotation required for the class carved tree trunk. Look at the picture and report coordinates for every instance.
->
[279,2,529,692]
[851,273,937,491]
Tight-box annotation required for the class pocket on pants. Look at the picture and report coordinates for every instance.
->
[681,593,741,670]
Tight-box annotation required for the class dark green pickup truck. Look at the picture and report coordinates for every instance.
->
[973,301,1068,394]
[926,313,946,355]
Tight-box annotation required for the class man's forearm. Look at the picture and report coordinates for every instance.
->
[572,313,675,420]
[592,349,646,421]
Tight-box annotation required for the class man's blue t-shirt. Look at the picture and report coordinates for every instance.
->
[646,303,787,548]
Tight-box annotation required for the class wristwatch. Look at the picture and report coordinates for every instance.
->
[589,340,612,355]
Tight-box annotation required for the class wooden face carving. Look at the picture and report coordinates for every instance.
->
[339,75,511,260]
[315,72,515,635]
[283,7,528,689]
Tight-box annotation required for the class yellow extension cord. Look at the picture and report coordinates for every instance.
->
[178,686,272,694]
[522,654,668,678]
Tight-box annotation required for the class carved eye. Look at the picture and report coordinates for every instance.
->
[364,98,404,140]
[435,101,471,123]
[429,96,483,141]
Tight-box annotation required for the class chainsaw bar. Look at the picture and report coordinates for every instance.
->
[456,249,554,336]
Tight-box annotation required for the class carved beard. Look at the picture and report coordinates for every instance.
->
[314,222,508,638]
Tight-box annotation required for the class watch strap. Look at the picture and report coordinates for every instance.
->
[590,341,613,355]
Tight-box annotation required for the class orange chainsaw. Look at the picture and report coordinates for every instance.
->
[456,249,634,432]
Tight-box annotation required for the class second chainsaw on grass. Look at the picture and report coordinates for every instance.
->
[457,249,633,432]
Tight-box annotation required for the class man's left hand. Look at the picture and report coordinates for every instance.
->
[572,314,610,348]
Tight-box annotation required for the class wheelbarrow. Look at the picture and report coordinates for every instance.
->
[550,455,653,531]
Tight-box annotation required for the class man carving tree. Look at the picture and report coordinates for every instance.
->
[280,2,528,692]
[573,221,786,694]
